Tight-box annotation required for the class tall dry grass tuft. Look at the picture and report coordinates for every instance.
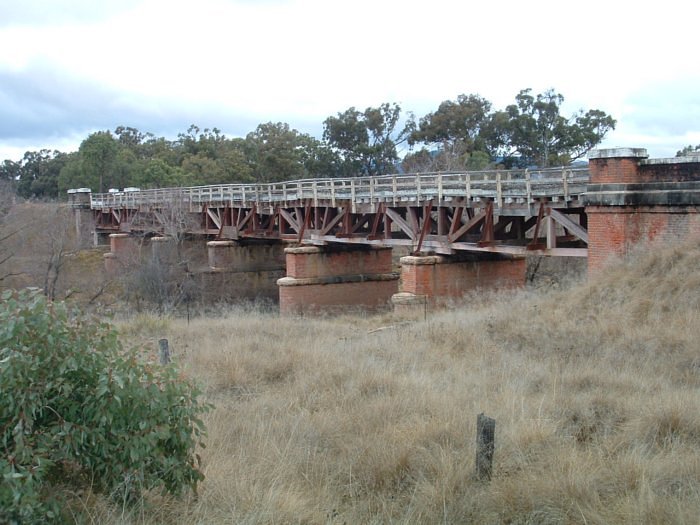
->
[106,240,700,524]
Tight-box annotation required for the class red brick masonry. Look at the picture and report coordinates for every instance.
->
[279,278,398,315]
[587,206,700,271]
[285,246,393,279]
[399,255,526,299]
[586,148,700,272]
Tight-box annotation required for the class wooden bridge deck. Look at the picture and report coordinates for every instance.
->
[87,167,590,257]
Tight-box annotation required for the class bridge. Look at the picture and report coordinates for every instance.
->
[87,167,590,255]
[69,148,700,315]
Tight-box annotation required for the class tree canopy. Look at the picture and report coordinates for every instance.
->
[409,94,491,164]
[676,144,700,157]
[485,89,616,167]
[323,103,414,177]
[1,87,618,199]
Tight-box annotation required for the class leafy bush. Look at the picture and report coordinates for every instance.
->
[0,289,208,523]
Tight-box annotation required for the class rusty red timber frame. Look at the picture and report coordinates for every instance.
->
[87,168,590,256]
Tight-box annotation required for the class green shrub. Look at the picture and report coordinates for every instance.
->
[0,289,209,523]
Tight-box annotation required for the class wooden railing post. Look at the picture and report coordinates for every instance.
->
[525,169,532,213]
[496,171,503,209]
[351,179,356,213]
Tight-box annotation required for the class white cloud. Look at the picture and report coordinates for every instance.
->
[0,0,698,160]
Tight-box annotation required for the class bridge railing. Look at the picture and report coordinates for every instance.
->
[90,167,589,210]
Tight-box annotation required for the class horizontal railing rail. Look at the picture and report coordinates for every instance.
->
[90,167,590,210]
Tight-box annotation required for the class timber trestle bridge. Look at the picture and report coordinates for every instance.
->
[70,148,700,314]
[88,166,590,257]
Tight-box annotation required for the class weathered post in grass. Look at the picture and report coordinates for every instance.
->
[158,338,171,365]
[475,413,495,481]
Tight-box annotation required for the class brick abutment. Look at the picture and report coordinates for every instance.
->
[585,148,700,273]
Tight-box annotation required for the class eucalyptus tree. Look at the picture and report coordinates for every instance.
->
[408,93,492,170]
[323,102,414,176]
[484,89,616,167]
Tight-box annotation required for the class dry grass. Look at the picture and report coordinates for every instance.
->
[5,203,698,522]
[90,240,700,524]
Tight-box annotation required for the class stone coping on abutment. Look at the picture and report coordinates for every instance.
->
[109,233,130,239]
[641,155,700,166]
[588,147,700,166]
[588,148,648,159]
[277,272,399,286]
[584,183,700,207]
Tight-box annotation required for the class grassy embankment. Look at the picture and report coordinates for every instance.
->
[83,240,700,524]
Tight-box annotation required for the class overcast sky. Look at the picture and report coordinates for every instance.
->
[1,0,699,163]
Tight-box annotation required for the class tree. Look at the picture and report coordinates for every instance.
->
[245,122,337,182]
[485,88,616,167]
[56,132,122,193]
[131,158,187,189]
[140,135,180,167]
[0,289,208,522]
[0,160,21,184]
[323,102,414,176]
[217,143,254,184]
[56,155,84,194]
[176,126,253,185]
[40,206,79,301]
[408,94,492,170]
[677,144,700,157]
[114,125,147,151]
[81,131,120,192]
[180,153,224,186]
[14,150,70,199]
[176,125,228,159]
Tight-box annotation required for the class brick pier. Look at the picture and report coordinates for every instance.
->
[278,246,399,315]
[391,254,526,316]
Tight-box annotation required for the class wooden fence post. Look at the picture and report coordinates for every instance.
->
[158,338,171,365]
[475,413,495,481]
